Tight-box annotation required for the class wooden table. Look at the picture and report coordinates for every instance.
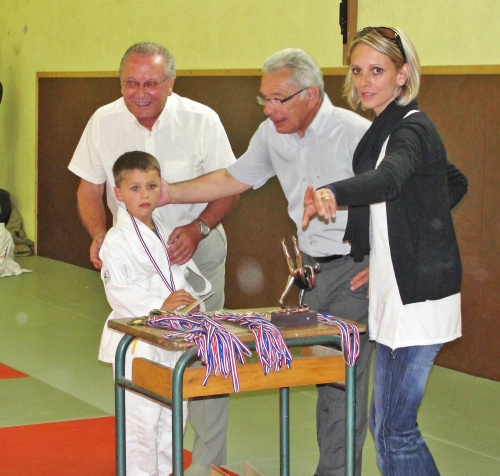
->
[109,310,365,476]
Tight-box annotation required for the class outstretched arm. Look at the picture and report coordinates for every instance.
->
[167,195,239,265]
[162,169,249,265]
[160,169,251,206]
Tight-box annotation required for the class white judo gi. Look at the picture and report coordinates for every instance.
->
[98,206,211,476]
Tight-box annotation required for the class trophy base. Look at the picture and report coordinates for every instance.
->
[270,308,318,327]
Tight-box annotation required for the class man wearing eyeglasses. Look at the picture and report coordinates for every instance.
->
[161,48,373,476]
[68,42,237,476]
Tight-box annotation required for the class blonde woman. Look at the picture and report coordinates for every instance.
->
[303,27,468,475]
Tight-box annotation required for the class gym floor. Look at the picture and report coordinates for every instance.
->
[1,256,499,475]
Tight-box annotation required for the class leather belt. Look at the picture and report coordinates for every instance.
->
[313,254,349,264]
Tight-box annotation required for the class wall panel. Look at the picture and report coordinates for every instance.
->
[37,72,499,381]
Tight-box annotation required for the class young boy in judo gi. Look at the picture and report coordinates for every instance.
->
[98,151,211,476]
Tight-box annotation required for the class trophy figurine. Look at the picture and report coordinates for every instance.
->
[271,236,321,327]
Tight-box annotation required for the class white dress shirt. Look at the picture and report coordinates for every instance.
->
[69,93,236,226]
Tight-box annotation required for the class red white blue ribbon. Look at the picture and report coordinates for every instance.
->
[129,214,176,293]
[145,312,251,392]
[145,311,360,392]
[317,313,360,366]
[215,312,293,375]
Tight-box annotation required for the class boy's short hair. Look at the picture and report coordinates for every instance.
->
[112,151,161,186]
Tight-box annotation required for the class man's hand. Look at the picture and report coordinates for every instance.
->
[167,222,202,265]
[90,232,106,269]
[158,179,172,207]
[302,185,338,228]
[350,267,369,292]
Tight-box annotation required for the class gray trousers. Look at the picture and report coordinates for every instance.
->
[187,226,229,468]
[302,253,374,476]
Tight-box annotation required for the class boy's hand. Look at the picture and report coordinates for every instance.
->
[161,290,196,312]
[167,222,201,265]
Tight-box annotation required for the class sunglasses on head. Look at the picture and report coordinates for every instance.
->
[355,26,407,62]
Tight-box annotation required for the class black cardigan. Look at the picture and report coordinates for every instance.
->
[327,109,468,305]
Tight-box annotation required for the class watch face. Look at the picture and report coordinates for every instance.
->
[198,219,210,236]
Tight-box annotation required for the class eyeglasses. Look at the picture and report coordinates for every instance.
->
[355,26,407,62]
[256,87,308,107]
[121,79,169,92]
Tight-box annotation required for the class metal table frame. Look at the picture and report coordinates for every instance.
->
[113,330,357,476]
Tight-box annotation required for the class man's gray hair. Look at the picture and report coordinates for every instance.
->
[119,42,176,79]
[262,49,324,97]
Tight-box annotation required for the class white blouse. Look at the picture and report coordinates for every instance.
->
[367,131,462,350]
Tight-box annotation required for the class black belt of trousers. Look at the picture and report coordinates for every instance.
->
[313,254,350,264]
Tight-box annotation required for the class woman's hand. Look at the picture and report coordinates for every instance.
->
[302,185,338,227]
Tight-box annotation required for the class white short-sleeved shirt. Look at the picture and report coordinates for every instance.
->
[68,93,236,225]
[227,95,371,257]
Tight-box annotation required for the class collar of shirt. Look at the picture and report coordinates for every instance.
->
[124,93,177,133]
[155,93,175,131]
[300,94,335,142]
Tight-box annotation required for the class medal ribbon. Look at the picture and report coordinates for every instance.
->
[145,311,360,392]
[317,313,360,366]
[129,214,176,294]
[146,313,251,392]
[215,312,293,375]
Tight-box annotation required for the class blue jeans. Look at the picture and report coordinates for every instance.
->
[370,343,442,476]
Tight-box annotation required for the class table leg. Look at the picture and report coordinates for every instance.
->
[345,361,356,476]
[279,387,290,476]
[114,334,135,476]
[171,347,199,476]
[112,330,359,475]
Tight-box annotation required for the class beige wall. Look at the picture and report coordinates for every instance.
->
[0,0,499,239]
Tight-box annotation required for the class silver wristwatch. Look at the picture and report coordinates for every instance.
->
[195,218,211,238]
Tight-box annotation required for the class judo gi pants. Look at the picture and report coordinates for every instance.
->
[114,349,188,476]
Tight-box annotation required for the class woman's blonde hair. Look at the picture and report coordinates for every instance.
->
[343,27,421,110]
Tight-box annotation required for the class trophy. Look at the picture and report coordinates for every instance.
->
[270,236,321,327]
